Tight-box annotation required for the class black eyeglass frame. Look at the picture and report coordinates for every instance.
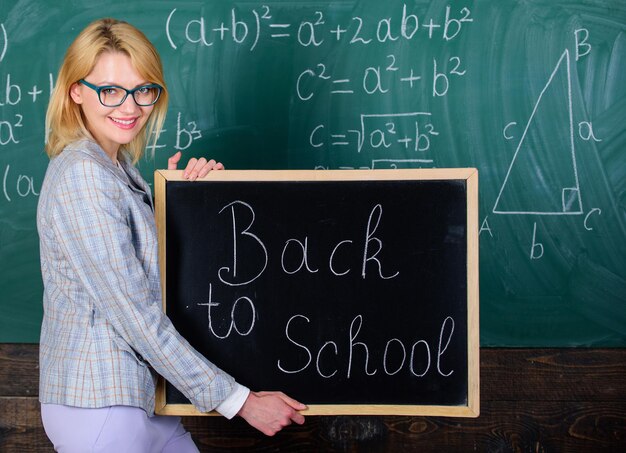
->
[79,79,163,107]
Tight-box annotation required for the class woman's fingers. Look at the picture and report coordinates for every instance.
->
[197,159,216,178]
[184,157,205,180]
[167,151,182,170]
[179,157,225,180]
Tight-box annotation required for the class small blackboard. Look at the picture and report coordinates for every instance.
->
[154,169,479,416]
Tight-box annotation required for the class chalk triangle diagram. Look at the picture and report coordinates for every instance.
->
[493,50,582,215]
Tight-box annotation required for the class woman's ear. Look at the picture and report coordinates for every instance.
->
[69,82,83,104]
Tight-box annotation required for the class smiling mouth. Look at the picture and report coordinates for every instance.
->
[110,117,138,128]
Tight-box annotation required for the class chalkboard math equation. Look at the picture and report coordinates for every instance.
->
[309,112,438,159]
[295,55,465,100]
[0,3,471,197]
[166,5,474,51]
[162,4,472,165]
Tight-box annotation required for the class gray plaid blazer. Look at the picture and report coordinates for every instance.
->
[37,139,236,415]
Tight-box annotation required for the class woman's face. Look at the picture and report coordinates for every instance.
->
[70,51,155,160]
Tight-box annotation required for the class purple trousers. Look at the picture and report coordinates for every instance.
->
[41,404,199,453]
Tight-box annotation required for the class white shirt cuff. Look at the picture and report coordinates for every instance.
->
[215,383,250,419]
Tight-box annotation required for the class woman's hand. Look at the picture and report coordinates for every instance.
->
[168,151,225,181]
[237,391,307,436]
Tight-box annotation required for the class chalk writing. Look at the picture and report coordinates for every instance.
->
[197,283,257,339]
[2,164,40,202]
[0,23,6,63]
[296,55,466,100]
[185,195,468,387]
[479,26,612,262]
[160,168,477,410]
[161,4,473,167]
[277,314,456,379]
[0,3,476,216]
[0,114,22,145]
[583,208,601,231]
[310,112,438,156]
[0,73,54,107]
[145,112,203,156]
[165,5,474,51]
[216,200,399,286]
[493,50,582,216]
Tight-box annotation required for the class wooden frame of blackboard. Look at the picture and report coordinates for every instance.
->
[154,169,479,417]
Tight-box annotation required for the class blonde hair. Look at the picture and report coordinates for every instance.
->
[45,18,168,163]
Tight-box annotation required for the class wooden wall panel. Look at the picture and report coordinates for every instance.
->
[1,345,625,452]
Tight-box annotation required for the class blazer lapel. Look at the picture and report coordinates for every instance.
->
[76,139,154,211]
[119,156,155,212]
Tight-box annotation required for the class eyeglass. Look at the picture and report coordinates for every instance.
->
[79,79,163,107]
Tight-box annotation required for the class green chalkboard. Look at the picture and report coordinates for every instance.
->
[0,0,624,345]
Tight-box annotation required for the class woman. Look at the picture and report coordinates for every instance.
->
[37,18,305,452]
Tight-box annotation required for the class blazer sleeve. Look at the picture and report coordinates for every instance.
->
[48,158,239,413]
